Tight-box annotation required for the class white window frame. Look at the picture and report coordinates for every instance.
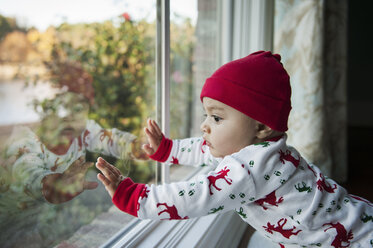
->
[100,0,274,247]
[155,0,171,185]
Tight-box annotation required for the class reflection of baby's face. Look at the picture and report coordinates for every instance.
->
[40,95,89,155]
[60,126,77,142]
[48,118,88,155]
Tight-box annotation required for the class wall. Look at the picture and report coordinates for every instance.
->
[347,0,373,127]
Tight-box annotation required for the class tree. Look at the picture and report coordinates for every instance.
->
[33,17,155,183]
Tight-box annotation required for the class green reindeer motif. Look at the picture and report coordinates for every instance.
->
[294,182,312,193]
[361,213,373,223]
[188,189,195,196]
[236,207,247,218]
[254,141,270,147]
[208,206,224,214]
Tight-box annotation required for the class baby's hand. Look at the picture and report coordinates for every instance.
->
[96,157,124,198]
[142,119,163,155]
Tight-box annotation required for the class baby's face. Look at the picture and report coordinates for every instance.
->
[200,97,258,158]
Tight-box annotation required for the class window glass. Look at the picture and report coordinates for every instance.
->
[0,1,156,247]
[169,0,219,181]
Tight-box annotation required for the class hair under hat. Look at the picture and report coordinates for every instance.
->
[200,50,292,132]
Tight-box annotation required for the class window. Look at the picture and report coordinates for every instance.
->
[0,0,273,247]
[102,0,274,246]
[168,0,221,182]
[0,1,157,246]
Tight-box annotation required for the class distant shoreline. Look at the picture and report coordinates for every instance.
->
[0,80,58,127]
[0,64,47,82]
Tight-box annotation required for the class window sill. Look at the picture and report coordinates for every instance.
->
[103,211,247,248]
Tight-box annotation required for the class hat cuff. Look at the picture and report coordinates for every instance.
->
[200,77,291,132]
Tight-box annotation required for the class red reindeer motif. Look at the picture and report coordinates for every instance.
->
[78,136,83,151]
[279,150,300,168]
[137,187,150,210]
[207,166,232,195]
[51,157,63,172]
[157,203,189,220]
[263,218,302,239]
[83,129,90,147]
[78,130,90,151]
[349,194,373,207]
[17,146,30,157]
[316,173,337,193]
[171,156,179,164]
[323,222,353,248]
[255,191,284,210]
[100,130,113,146]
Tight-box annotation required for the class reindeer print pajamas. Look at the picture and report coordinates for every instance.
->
[3,120,136,200]
[113,135,373,247]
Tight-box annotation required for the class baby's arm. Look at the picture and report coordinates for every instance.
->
[96,155,255,220]
[142,119,215,167]
[96,157,146,216]
[83,120,137,159]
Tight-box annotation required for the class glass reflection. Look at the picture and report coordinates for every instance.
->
[0,1,156,246]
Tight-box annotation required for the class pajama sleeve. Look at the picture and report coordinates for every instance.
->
[150,136,217,168]
[5,120,137,202]
[5,126,57,201]
[113,135,298,220]
[84,120,137,159]
[113,154,256,219]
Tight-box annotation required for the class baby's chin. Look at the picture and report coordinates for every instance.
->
[211,146,248,158]
[209,149,227,158]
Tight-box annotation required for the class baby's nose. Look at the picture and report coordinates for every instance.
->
[200,121,210,133]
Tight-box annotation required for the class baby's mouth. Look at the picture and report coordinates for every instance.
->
[205,140,212,148]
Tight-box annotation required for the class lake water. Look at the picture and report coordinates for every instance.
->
[0,80,59,126]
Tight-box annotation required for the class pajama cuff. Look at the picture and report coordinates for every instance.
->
[112,177,146,217]
[148,135,173,162]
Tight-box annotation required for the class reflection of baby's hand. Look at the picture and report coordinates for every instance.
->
[96,157,124,198]
[142,119,164,155]
[42,155,98,204]
[130,138,150,160]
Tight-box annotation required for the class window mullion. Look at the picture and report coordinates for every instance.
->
[156,0,170,184]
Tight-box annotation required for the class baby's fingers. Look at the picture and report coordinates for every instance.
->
[144,127,161,151]
[147,119,162,138]
[97,173,111,186]
[150,119,162,137]
[97,174,117,198]
[96,157,120,182]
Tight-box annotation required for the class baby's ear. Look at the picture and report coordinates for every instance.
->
[255,123,274,140]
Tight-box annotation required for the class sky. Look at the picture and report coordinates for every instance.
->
[0,0,197,31]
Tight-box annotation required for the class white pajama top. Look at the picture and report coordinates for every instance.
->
[113,135,373,248]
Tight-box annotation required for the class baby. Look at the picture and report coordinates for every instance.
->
[96,51,373,247]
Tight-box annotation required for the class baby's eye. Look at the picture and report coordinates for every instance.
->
[212,115,222,122]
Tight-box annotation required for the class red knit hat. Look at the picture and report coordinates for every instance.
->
[200,51,291,132]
